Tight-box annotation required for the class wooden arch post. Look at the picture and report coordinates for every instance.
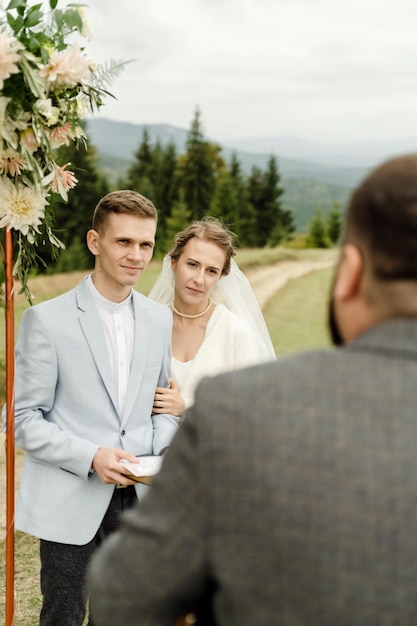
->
[4,227,15,626]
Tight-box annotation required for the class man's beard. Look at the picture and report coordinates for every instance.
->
[328,297,344,346]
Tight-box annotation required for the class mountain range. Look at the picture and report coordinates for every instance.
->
[86,118,417,230]
[227,135,417,168]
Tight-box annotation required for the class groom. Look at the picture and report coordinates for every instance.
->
[3,190,179,625]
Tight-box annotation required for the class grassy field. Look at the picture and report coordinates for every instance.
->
[0,247,335,625]
[265,265,333,355]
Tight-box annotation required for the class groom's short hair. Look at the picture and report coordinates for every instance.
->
[92,190,157,233]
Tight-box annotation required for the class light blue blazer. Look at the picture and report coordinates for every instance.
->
[5,277,178,545]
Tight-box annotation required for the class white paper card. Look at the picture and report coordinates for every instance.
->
[120,456,163,477]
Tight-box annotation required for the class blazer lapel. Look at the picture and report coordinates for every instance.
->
[75,279,118,414]
[121,294,151,422]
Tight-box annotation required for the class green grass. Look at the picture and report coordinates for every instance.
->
[0,249,336,624]
[13,533,42,624]
[265,266,334,355]
[235,245,336,269]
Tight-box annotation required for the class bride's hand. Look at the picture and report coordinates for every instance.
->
[153,378,185,417]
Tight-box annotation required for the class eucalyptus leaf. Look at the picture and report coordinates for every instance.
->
[25,9,43,29]
[6,0,27,11]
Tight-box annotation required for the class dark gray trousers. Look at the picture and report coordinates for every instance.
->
[39,485,137,626]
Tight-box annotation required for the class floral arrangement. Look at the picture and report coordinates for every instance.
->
[0,0,126,303]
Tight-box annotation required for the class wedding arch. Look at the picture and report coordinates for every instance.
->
[0,2,126,622]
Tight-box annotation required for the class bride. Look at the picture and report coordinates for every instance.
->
[148,217,276,417]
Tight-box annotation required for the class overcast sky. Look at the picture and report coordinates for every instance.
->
[79,0,417,145]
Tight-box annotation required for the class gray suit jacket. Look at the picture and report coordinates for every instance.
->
[88,318,417,625]
[7,277,179,545]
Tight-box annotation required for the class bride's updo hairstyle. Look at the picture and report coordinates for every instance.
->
[169,217,237,277]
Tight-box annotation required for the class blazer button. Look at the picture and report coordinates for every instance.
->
[121,429,125,437]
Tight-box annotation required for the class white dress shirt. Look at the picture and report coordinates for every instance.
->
[87,275,134,413]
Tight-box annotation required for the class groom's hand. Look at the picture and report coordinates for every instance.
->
[92,447,138,485]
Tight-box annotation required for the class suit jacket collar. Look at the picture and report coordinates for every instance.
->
[348,318,417,360]
[75,278,117,412]
[122,293,152,422]
[75,278,152,419]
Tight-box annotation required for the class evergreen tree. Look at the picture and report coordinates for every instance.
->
[268,207,296,246]
[126,132,181,253]
[150,141,180,253]
[246,166,265,247]
[326,202,342,245]
[54,236,90,273]
[209,174,239,230]
[163,191,191,252]
[227,152,258,247]
[229,151,241,180]
[261,155,287,246]
[152,140,178,203]
[179,107,222,219]
[247,156,292,246]
[126,128,153,191]
[307,209,329,248]
[237,200,260,247]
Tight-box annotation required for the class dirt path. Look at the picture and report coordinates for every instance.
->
[0,255,336,535]
[245,257,335,309]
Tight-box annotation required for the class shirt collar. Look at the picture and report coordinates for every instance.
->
[87,274,133,313]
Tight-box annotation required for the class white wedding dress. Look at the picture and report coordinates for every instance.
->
[149,256,276,409]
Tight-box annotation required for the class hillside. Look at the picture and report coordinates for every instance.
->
[87,118,367,185]
[227,134,417,167]
[284,178,351,231]
[86,118,366,230]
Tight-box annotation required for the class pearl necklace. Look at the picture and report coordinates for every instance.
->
[172,299,212,319]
